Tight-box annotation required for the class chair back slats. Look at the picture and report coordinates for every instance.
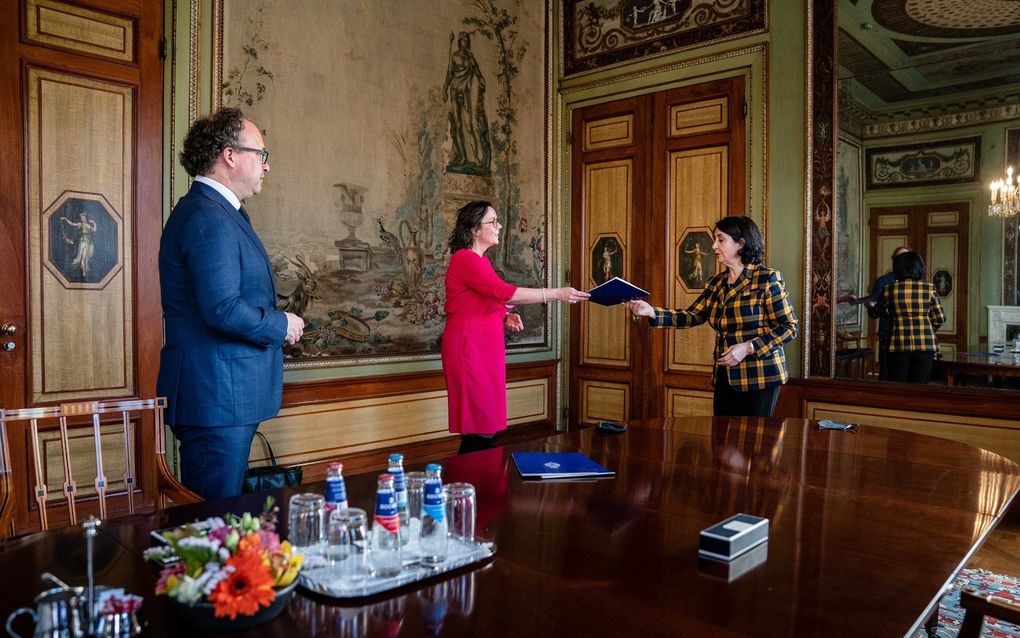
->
[120,411,136,516]
[0,397,201,538]
[28,417,52,530]
[56,412,79,526]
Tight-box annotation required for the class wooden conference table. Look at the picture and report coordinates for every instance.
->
[3,417,1019,637]
[940,347,1020,386]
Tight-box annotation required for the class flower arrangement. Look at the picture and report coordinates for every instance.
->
[143,497,303,620]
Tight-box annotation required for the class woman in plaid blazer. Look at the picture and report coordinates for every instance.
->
[879,251,945,383]
[624,217,798,417]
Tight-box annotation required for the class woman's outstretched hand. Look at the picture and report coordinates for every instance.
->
[556,287,591,304]
[623,300,654,318]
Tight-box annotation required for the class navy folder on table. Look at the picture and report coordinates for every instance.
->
[511,452,615,479]
[587,277,649,307]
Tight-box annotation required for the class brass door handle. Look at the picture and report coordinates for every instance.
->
[0,323,15,336]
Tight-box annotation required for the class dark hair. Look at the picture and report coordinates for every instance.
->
[714,216,764,265]
[449,200,492,252]
[893,251,926,281]
[179,107,245,177]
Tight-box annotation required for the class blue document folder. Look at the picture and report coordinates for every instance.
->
[511,452,615,479]
[587,277,649,306]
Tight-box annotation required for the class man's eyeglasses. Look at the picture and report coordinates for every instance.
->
[482,218,501,227]
[234,146,270,164]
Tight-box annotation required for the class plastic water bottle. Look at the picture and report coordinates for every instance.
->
[419,463,448,565]
[324,462,348,512]
[371,473,402,577]
[388,453,410,545]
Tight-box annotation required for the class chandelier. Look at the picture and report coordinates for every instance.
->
[989,166,1020,217]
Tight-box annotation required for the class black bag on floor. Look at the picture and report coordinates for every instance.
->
[242,431,302,493]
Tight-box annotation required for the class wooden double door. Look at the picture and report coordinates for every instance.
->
[569,77,746,425]
[868,202,970,358]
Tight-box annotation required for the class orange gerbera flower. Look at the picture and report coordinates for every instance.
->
[236,532,264,556]
[208,551,276,619]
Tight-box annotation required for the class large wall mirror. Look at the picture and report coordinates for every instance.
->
[809,0,1020,389]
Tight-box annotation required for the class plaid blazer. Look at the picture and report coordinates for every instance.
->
[879,280,945,352]
[648,263,798,390]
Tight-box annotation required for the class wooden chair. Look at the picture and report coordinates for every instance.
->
[0,398,200,539]
[958,586,1020,637]
[835,326,874,379]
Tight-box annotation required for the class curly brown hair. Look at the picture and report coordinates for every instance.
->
[179,107,245,177]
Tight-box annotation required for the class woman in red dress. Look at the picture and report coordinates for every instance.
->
[443,201,589,454]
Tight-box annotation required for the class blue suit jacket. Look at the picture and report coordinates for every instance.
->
[157,181,287,426]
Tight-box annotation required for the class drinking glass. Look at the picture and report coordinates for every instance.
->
[287,492,326,551]
[404,471,427,544]
[327,507,369,577]
[443,482,476,542]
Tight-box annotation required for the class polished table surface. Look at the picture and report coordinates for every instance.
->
[940,347,1020,386]
[3,417,1019,637]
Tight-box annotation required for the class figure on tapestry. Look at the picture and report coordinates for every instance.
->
[443,31,491,176]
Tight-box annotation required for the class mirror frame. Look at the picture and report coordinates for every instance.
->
[806,0,837,377]
[808,2,1020,376]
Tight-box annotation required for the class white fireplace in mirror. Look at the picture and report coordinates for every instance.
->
[988,305,1020,346]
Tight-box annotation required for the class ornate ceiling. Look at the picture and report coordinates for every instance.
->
[838,0,1020,106]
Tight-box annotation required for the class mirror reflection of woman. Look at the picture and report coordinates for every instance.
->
[442,201,589,453]
[879,251,945,383]
[624,216,798,417]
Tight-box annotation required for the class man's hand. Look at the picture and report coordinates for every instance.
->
[284,312,304,345]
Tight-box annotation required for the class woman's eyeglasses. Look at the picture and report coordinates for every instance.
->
[482,218,501,227]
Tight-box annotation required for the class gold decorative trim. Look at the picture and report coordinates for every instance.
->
[803,0,814,376]
[168,0,178,212]
[188,0,199,124]
[212,0,223,111]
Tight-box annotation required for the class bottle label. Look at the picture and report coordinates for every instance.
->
[391,469,408,511]
[325,477,348,510]
[423,480,444,522]
[374,490,400,532]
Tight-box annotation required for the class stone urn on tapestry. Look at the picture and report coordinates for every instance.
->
[398,218,425,297]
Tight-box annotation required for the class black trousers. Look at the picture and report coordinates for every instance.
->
[713,372,780,417]
[887,351,935,384]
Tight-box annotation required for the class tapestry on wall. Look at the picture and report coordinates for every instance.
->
[561,0,767,77]
[835,137,863,330]
[219,0,549,366]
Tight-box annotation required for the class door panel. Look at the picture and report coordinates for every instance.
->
[666,146,727,374]
[27,67,135,401]
[581,159,634,367]
[570,77,745,425]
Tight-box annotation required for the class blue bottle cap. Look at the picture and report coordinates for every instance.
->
[389,453,404,461]
[425,463,441,472]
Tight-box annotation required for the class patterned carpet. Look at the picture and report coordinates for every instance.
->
[915,569,1020,637]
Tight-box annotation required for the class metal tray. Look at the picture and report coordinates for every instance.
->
[298,537,495,599]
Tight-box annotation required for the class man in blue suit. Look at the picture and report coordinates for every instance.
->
[157,108,304,499]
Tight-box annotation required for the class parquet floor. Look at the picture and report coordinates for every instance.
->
[968,511,1020,575]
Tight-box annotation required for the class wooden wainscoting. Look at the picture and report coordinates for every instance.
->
[188,361,560,482]
[778,379,1020,464]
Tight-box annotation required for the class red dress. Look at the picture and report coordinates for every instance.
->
[442,249,517,435]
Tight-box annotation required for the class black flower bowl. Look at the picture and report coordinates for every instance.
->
[169,579,298,631]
